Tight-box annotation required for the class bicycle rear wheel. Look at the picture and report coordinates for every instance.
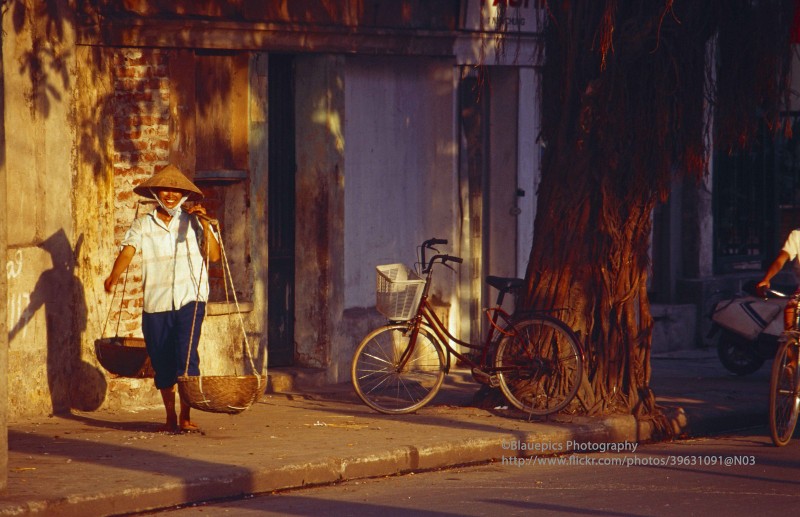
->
[495,315,583,416]
[351,324,446,414]
[769,335,800,446]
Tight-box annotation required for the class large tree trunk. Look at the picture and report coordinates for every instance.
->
[524,148,658,416]
[520,0,793,420]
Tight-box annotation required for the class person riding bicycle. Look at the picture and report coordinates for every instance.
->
[756,229,800,330]
[759,230,800,447]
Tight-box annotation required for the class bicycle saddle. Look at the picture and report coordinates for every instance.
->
[485,276,524,293]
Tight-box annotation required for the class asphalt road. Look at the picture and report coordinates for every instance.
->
[142,426,800,516]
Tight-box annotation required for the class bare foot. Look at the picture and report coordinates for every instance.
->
[179,420,201,433]
[156,422,179,433]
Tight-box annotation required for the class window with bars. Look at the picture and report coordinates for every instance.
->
[713,113,800,274]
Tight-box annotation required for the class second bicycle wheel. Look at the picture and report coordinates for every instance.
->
[495,315,583,416]
[351,324,446,414]
[769,335,800,446]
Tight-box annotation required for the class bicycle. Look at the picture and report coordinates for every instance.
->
[765,288,800,446]
[351,238,584,417]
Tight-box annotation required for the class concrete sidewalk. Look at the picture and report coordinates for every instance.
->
[0,348,771,516]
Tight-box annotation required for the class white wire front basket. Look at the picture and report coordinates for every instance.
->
[375,263,425,321]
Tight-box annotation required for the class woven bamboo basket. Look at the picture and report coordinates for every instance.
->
[94,337,155,378]
[177,374,263,414]
[176,216,265,414]
[97,203,156,379]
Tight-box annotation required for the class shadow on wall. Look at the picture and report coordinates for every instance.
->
[7,229,106,413]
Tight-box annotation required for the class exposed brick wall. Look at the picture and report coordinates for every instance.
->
[109,49,171,336]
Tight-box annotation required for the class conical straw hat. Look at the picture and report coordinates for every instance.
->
[133,165,203,200]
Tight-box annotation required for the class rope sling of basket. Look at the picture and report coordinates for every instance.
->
[180,210,261,413]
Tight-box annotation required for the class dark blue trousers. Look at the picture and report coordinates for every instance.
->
[142,302,205,390]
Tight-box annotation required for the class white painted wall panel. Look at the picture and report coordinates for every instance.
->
[344,57,457,309]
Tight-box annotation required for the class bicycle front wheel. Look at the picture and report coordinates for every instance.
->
[769,336,800,446]
[351,324,446,414]
[495,315,583,416]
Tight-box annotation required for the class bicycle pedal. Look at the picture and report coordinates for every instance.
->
[488,375,500,388]
[471,368,491,385]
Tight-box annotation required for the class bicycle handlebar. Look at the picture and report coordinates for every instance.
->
[435,254,463,265]
[759,288,800,305]
[765,288,791,299]
[419,238,462,273]
[423,254,463,273]
[422,238,448,248]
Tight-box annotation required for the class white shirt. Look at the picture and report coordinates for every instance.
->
[781,229,800,279]
[121,208,214,313]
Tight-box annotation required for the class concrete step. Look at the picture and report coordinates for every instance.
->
[267,367,329,393]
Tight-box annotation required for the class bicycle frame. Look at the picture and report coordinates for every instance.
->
[397,264,513,375]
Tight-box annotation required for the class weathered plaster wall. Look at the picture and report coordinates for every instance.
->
[343,56,459,310]
[336,56,459,381]
[515,67,540,276]
[294,55,346,374]
[0,9,8,488]
[293,55,460,383]
[246,52,270,373]
[488,68,521,289]
[3,3,110,419]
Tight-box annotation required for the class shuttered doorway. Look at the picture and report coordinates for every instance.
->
[268,54,296,367]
